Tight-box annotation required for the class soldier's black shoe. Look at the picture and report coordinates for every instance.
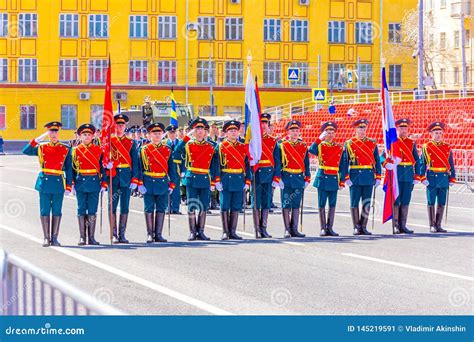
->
[260,209,272,238]
[50,216,62,246]
[353,227,363,236]
[118,214,129,243]
[220,211,230,240]
[282,208,292,238]
[188,212,197,241]
[360,205,372,235]
[196,212,210,240]
[399,205,414,234]
[229,211,242,240]
[290,208,305,238]
[87,215,100,245]
[360,226,372,235]
[350,207,361,236]
[40,216,50,247]
[145,212,154,243]
[154,211,167,242]
[320,228,328,236]
[435,205,447,233]
[78,215,87,246]
[196,230,211,241]
[326,207,339,236]
[110,213,119,244]
[318,208,328,237]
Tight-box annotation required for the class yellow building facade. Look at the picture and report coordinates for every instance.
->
[0,0,417,141]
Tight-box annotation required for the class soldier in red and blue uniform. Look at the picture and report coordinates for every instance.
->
[382,118,422,234]
[308,121,344,237]
[253,113,281,238]
[420,122,456,233]
[174,118,219,241]
[215,120,251,240]
[22,122,73,247]
[166,124,182,214]
[72,123,106,245]
[104,114,139,244]
[341,119,382,236]
[138,122,178,243]
[279,120,311,238]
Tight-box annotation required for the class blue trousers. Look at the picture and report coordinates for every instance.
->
[318,189,337,208]
[39,193,64,216]
[349,185,373,208]
[186,186,210,213]
[395,181,414,206]
[220,189,244,211]
[144,193,168,213]
[76,191,100,216]
[168,184,181,212]
[281,186,303,209]
[426,186,448,205]
[254,182,273,209]
[109,185,131,214]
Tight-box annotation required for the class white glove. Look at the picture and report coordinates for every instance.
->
[210,185,215,191]
[385,163,395,171]
[449,182,454,187]
[180,172,185,177]
[106,162,114,170]
[338,186,344,190]
[186,129,195,137]
[413,180,421,185]
[215,182,223,192]
[129,183,138,190]
[271,181,279,188]
[345,179,353,187]
[375,179,381,188]
[138,185,147,194]
[168,187,174,194]
[100,186,107,193]
[318,131,328,141]
[34,132,48,143]
[304,181,310,189]
[64,190,71,196]
[422,179,429,186]
[243,184,250,191]
[278,180,285,189]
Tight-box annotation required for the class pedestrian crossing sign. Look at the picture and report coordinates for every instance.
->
[312,88,327,103]
[287,68,300,81]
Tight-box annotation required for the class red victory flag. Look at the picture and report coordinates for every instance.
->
[100,57,114,175]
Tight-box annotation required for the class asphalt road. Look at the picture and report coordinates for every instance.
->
[1,155,473,315]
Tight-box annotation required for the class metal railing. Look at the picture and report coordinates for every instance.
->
[266,89,474,121]
[0,250,124,315]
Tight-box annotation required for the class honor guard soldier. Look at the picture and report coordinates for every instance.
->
[215,120,251,240]
[138,123,178,243]
[341,119,382,236]
[105,114,139,243]
[279,120,311,238]
[308,121,344,237]
[22,122,73,247]
[165,124,182,214]
[420,122,456,233]
[253,113,281,238]
[383,118,422,234]
[174,118,219,241]
[72,124,106,245]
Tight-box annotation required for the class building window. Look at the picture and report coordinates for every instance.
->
[158,16,177,39]
[440,32,446,49]
[355,22,373,44]
[466,30,470,47]
[20,105,36,129]
[157,60,176,84]
[129,60,148,83]
[359,64,373,88]
[388,23,401,43]
[198,17,215,40]
[263,62,281,86]
[90,105,103,129]
[440,0,446,8]
[18,59,37,82]
[61,105,77,130]
[328,63,345,89]
[59,60,78,83]
[88,60,108,83]
[429,34,434,49]
[224,106,242,117]
[454,67,459,84]
[440,68,446,85]
[59,14,78,37]
[225,61,243,86]
[290,62,309,86]
[0,106,5,129]
[454,31,460,48]
[328,21,345,43]
[198,105,217,116]
[225,17,243,40]
[19,13,38,37]
[264,18,281,41]
[291,19,308,42]
[197,61,215,84]
[0,13,8,37]
[0,58,7,82]
[89,14,108,38]
[130,15,148,38]
[389,64,402,87]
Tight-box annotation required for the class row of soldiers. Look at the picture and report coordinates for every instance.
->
[23,113,456,247]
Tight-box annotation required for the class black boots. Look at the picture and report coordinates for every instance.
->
[229,211,242,240]
[252,208,260,239]
[290,208,305,238]
[118,213,129,243]
[145,212,154,243]
[40,216,50,247]
[259,209,272,238]
[392,205,401,234]
[399,205,414,234]
[154,211,167,242]
[50,216,62,246]
[351,207,362,235]
[319,208,328,236]
[78,215,87,245]
[359,204,372,235]
[434,205,447,233]
[282,208,292,238]
[110,213,119,244]
[188,212,197,241]
[326,207,339,236]
[196,211,210,240]
[87,215,100,245]
[221,211,230,240]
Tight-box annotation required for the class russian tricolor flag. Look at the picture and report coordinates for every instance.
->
[381,67,400,223]
[244,68,262,167]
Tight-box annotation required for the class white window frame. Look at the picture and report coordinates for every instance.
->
[198,17,215,40]
[61,105,77,130]
[88,60,108,84]
[18,58,37,82]
[355,22,373,44]
[19,13,38,37]
[129,60,148,83]
[264,18,281,41]
[263,62,281,86]
[225,61,243,86]
[90,104,104,129]
[440,32,446,50]
[389,64,402,87]
[328,21,345,43]
[130,15,148,38]
[88,14,108,38]
[197,60,216,85]
[0,58,7,82]
[225,17,243,41]
[158,16,177,39]
[59,13,79,37]
[59,59,78,83]
[454,30,460,48]
[20,104,36,130]
[440,68,446,85]
[359,64,373,88]
[290,62,309,86]
[454,67,459,84]
[0,105,6,129]
[0,13,8,37]
[157,60,177,84]
[388,23,401,43]
[291,19,308,42]
[328,63,345,88]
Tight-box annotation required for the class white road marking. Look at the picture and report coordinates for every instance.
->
[0,223,233,315]
[342,252,474,282]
